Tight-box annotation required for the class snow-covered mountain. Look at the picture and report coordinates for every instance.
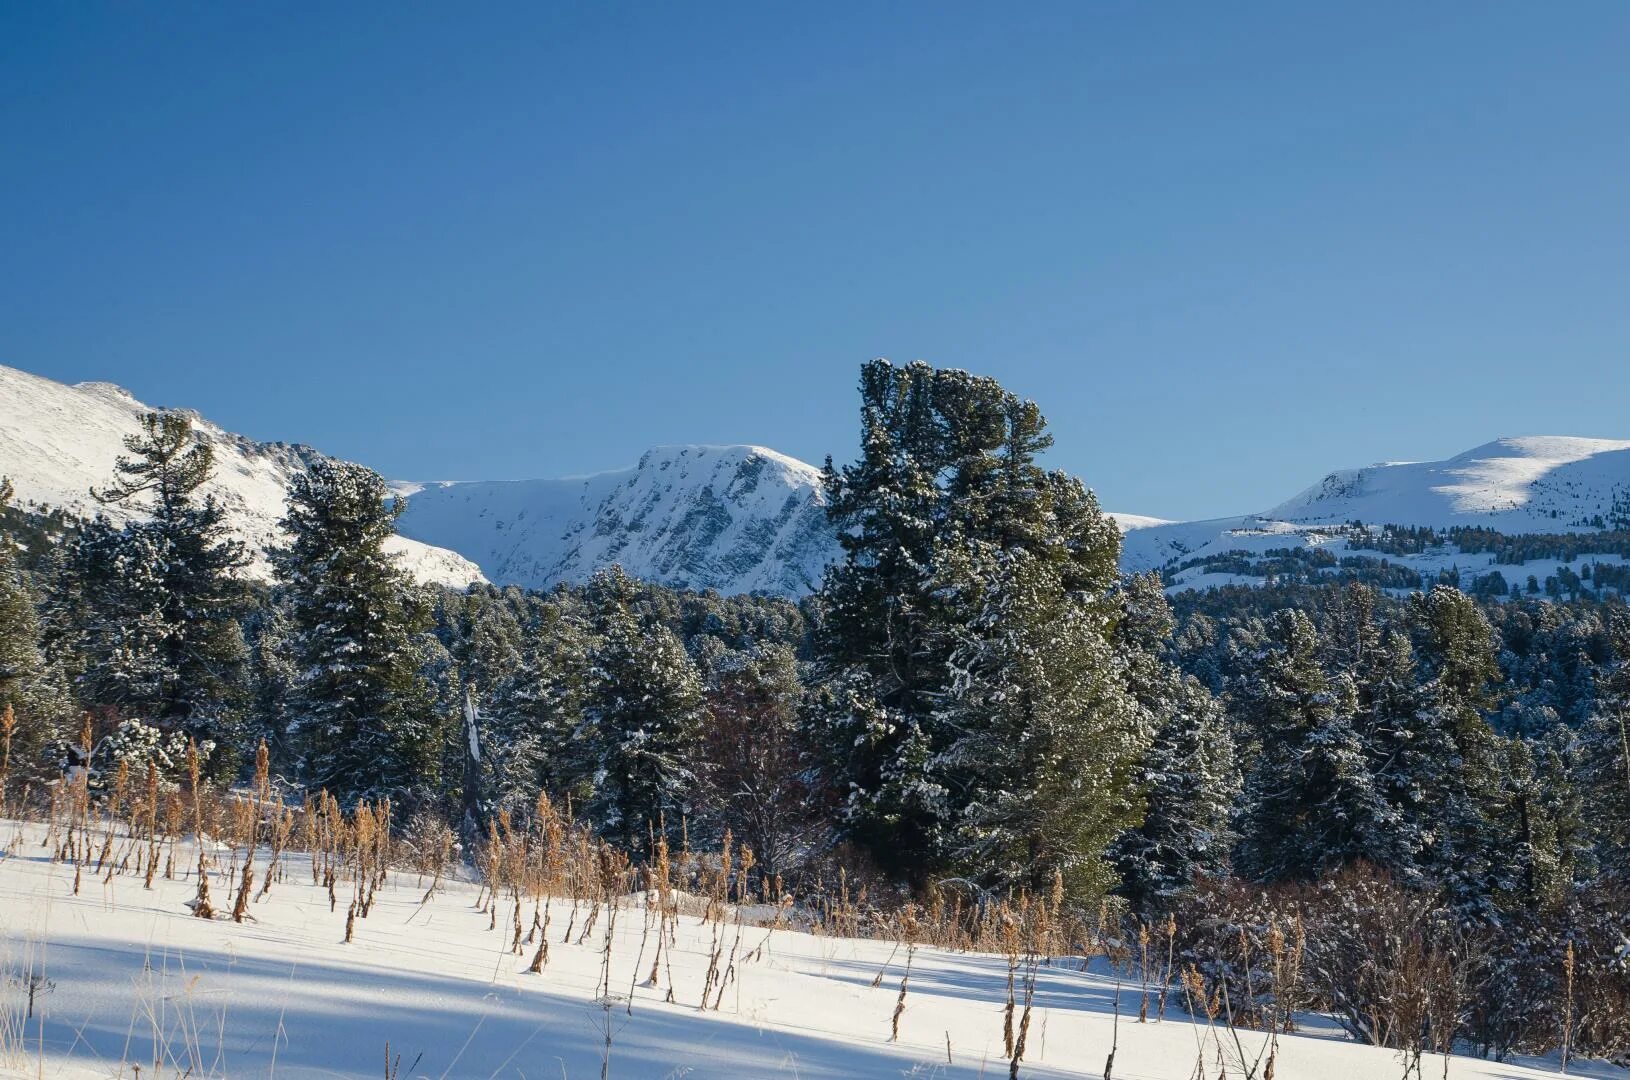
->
[394,444,840,596]
[393,449,1183,597]
[0,363,1159,599]
[0,363,485,587]
[1123,436,1630,593]
[25,360,1622,602]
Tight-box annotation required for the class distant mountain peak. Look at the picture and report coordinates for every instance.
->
[393,441,837,597]
[1122,432,1630,594]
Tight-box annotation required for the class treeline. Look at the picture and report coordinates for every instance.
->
[1351,520,1630,570]
[3,363,1630,1062]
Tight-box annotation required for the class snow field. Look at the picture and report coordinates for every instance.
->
[0,820,1608,1080]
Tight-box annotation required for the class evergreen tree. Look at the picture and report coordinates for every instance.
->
[1350,627,1453,883]
[1581,615,1630,880]
[575,566,705,855]
[1493,730,1591,910]
[245,601,299,762]
[1234,609,1400,882]
[0,478,73,777]
[1110,574,1238,914]
[274,459,441,801]
[814,360,950,875]
[814,359,1138,892]
[73,412,250,751]
[1408,586,1505,779]
[1406,587,1508,917]
[453,589,589,817]
[930,536,1146,900]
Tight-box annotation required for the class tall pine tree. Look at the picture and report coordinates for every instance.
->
[815,359,1143,896]
[0,478,74,778]
[1110,574,1238,914]
[74,412,250,752]
[274,459,441,801]
[575,566,705,855]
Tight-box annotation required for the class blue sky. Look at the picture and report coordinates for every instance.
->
[3,3,1628,520]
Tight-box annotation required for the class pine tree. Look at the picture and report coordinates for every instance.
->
[1492,731,1591,911]
[1350,627,1452,883]
[71,412,250,753]
[1234,609,1400,882]
[931,536,1148,901]
[1580,614,1630,881]
[1110,574,1238,915]
[814,360,1139,892]
[452,589,589,818]
[274,459,441,801]
[575,566,705,855]
[1406,586,1508,918]
[814,361,951,876]
[245,601,300,762]
[0,478,74,776]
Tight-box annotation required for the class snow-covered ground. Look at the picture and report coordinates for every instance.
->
[0,820,1616,1080]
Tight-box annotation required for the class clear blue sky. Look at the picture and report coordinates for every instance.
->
[4,3,1628,520]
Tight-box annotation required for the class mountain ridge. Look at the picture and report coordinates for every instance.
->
[1122,434,1630,593]
[0,363,485,587]
[392,443,840,596]
[10,362,1630,600]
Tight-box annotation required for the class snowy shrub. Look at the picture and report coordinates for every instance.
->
[103,718,211,788]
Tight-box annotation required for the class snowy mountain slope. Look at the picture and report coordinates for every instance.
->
[393,444,840,597]
[1107,511,1173,531]
[1263,436,1630,528]
[1122,436,1630,593]
[0,363,484,587]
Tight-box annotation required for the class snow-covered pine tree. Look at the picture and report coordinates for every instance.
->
[575,565,705,855]
[447,588,590,821]
[1406,586,1509,919]
[1109,573,1238,915]
[815,359,1143,894]
[72,412,250,755]
[245,600,300,764]
[274,458,441,802]
[814,360,950,877]
[1348,626,1451,884]
[0,478,74,777]
[1233,609,1401,882]
[1579,614,1630,882]
[1490,730,1592,910]
[930,533,1146,902]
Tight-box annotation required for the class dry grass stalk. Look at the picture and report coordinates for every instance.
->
[186,740,214,918]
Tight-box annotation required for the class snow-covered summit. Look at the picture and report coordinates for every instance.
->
[1264,435,1630,528]
[1121,434,1630,590]
[0,363,485,587]
[394,443,840,597]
